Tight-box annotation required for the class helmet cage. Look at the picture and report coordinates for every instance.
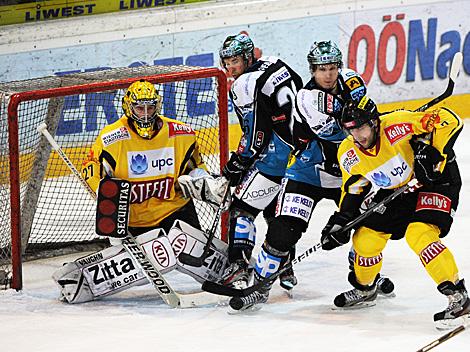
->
[122,80,162,139]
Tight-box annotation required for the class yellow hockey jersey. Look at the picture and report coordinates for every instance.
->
[338,108,463,203]
[82,115,205,228]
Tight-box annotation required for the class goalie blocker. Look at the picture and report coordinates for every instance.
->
[53,220,229,303]
[96,178,131,238]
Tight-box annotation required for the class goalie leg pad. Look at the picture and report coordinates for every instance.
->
[52,229,177,303]
[169,220,229,283]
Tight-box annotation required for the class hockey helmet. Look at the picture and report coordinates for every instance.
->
[341,96,379,130]
[307,40,343,70]
[219,33,255,65]
[122,80,162,139]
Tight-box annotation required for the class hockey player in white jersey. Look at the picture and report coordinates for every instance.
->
[229,41,392,311]
[217,33,304,293]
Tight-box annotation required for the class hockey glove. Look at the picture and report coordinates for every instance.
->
[222,153,253,187]
[409,139,444,187]
[321,212,352,251]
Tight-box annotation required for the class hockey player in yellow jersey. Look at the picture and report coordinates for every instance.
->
[81,79,224,234]
[320,96,469,329]
[52,80,229,304]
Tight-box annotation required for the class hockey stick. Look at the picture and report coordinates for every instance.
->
[202,178,419,297]
[416,319,469,352]
[178,184,230,267]
[37,123,225,308]
[414,52,462,112]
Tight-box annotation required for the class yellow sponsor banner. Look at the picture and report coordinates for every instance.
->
[0,0,210,26]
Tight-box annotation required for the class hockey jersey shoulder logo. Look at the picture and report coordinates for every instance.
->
[420,111,441,132]
[168,122,195,137]
[340,148,360,173]
[384,123,413,145]
[102,127,131,146]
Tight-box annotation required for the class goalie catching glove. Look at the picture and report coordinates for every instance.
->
[178,168,230,209]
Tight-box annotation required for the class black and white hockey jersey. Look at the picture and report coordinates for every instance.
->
[286,68,367,187]
[230,56,303,176]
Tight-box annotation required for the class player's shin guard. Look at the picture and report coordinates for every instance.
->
[228,210,256,263]
[351,227,388,287]
[405,222,459,285]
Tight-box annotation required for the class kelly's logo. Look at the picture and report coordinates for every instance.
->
[416,192,451,213]
[384,123,413,145]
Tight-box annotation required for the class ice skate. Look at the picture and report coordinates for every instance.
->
[220,259,250,290]
[434,279,470,330]
[334,272,378,309]
[279,266,298,296]
[228,277,271,313]
[376,275,395,297]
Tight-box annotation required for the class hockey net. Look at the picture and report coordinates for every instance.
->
[0,65,228,290]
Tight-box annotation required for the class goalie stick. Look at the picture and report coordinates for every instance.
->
[414,51,462,112]
[416,319,469,352]
[37,123,225,308]
[178,183,230,267]
[202,179,419,297]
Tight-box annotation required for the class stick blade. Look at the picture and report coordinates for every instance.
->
[201,280,243,297]
[450,52,463,81]
[178,252,205,267]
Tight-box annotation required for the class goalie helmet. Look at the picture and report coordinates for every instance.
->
[122,80,163,139]
[341,96,379,130]
[219,33,255,66]
[307,40,343,70]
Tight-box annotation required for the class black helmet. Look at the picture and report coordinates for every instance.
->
[341,96,379,129]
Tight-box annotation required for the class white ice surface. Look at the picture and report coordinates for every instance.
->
[2,127,470,352]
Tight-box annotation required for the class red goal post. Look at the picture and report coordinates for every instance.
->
[0,65,229,290]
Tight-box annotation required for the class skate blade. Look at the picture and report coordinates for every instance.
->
[331,301,376,310]
[282,288,294,299]
[227,304,263,315]
[377,291,396,298]
[435,314,470,331]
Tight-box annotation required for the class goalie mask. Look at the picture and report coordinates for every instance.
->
[219,33,255,68]
[307,40,343,73]
[122,80,163,139]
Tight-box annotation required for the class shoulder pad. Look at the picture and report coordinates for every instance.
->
[231,71,261,107]
[296,89,342,138]
[339,68,367,101]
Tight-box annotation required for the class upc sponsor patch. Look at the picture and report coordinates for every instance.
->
[384,123,413,145]
[102,127,130,146]
[416,192,451,213]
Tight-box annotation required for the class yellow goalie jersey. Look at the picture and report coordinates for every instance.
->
[338,108,463,200]
[82,115,205,228]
